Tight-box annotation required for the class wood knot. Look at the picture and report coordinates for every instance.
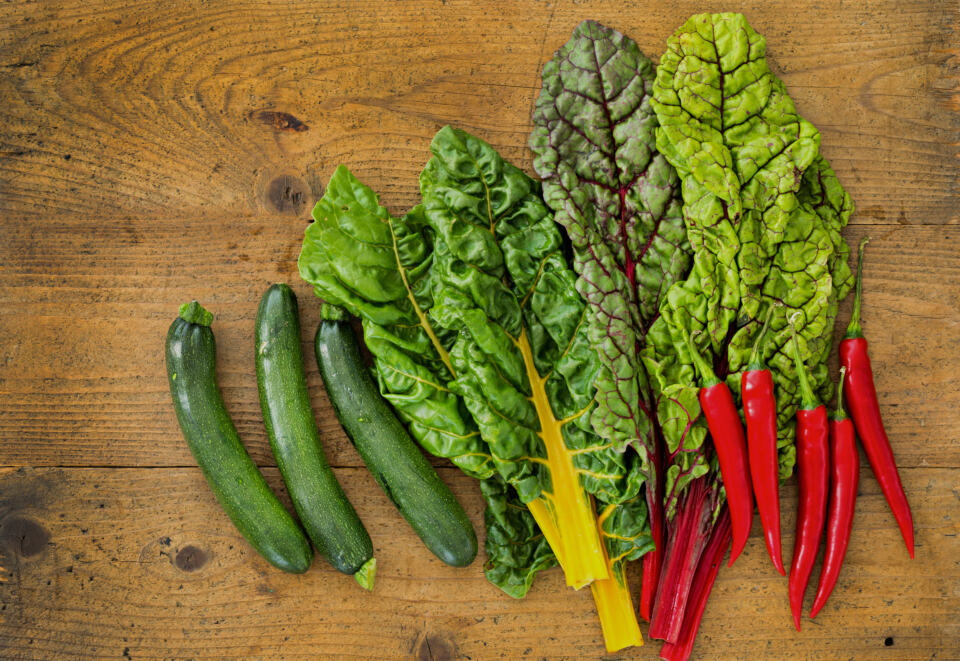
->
[0,517,50,557]
[413,631,456,661]
[266,174,309,215]
[254,110,309,132]
[174,545,208,572]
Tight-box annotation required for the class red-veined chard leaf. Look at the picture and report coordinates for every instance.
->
[645,13,853,512]
[529,20,691,465]
[529,22,690,633]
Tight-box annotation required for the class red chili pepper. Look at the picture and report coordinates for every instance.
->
[684,331,753,566]
[741,305,784,576]
[810,367,859,618]
[787,321,829,631]
[839,238,914,558]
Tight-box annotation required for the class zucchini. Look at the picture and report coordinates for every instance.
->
[165,301,312,574]
[255,284,375,589]
[314,310,478,567]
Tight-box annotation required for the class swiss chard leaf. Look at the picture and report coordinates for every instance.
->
[529,20,691,465]
[647,13,853,507]
[422,126,643,511]
[480,476,557,599]
[599,489,656,580]
[299,166,493,480]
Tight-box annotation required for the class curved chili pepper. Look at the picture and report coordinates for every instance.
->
[684,331,753,566]
[840,238,914,558]
[787,321,829,631]
[810,368,859,618]
[741,305,784,575]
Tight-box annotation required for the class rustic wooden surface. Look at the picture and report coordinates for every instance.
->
[1,1,957,659]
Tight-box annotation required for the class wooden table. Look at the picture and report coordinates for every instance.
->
[1,1,957,658]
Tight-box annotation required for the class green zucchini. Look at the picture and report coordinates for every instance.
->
[165,301,312,574]
[255,284,375,589]
[315,309,478,567]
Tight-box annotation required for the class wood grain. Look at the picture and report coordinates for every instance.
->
[0,1,957,224]
[0,0,958,659]
[0,466,956,660]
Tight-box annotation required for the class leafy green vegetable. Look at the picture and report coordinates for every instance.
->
[299,167,492,480]
[529,18,691,473]
[421,128,642,513]
[647,12,853,510]
[528,21,690,637]
[480,476,557,599]
[597,492,656,581]
[299,127,648,595]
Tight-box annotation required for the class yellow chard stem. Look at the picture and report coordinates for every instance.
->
[527,498,567,574]
[531,495,642,650]
[590,503,643,652]
[515,329,609,588]
[591,568,644,652]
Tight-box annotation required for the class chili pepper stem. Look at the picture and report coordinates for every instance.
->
[788,316,820,411]
[845,238,870,340]
[681,329,719,387]
[833,368,848,421]
[748,304,777,369]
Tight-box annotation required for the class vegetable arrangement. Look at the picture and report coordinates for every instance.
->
[166,288,479,590]
[163,11,914,661]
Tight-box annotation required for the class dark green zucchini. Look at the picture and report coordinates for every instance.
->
[255,284,375,589]
[314,309,477,568]
[165,301,312,574]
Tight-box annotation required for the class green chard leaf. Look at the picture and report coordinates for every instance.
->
[480,476,557,599]
[598,490,655,581]
[421,126,642,511]
[529,20,691,465]
[299,165,492,480]
[647,13,853,508]
[299,128,646,599]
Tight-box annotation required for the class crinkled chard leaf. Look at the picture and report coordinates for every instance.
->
[298,166,493,480]
[421,126,648,588]
[421,127,642,506]
[646,13,853,509]
[529,26,684,641]
[480,476,557,599]
[598,491,656,581]
[299,128,647,596]
[529,20,691,463]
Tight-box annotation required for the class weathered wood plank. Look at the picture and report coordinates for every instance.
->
[2,222,956,469]
[0,1,956,223]
[0,1,957,659]
[0,466,955,660]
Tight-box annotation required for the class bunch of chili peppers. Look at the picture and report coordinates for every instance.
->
[687,238,915,639]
